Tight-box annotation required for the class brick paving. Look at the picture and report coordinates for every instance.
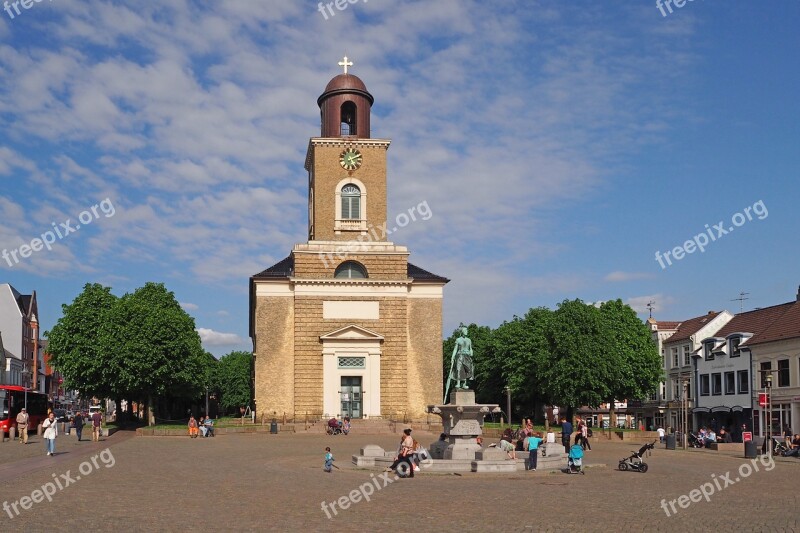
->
[0,431,797,531]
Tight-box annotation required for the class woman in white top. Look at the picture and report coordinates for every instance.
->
[42,412,58,456]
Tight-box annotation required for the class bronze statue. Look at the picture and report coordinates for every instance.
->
[445,325,474,402]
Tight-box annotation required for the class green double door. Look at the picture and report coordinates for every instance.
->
[340,376,362,419]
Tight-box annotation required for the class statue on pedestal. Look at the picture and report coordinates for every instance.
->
[445,325,474,402]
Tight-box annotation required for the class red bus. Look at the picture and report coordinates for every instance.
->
[0,385,49,436]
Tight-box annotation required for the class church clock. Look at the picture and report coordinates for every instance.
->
[339,148,362,171]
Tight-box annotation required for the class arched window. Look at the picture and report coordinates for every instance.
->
[335,261,368,279]
[341,184,361,220]
[340,101,357,136]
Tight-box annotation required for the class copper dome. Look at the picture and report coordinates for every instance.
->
[318,74,374,106]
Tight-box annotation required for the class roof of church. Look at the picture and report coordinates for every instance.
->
[252,256,448,282]
[324,73,369,94]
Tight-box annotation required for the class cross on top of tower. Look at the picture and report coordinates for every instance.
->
[338,56,353,74]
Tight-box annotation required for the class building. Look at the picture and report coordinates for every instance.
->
[0,284,42,390]
[662,310,733,432]
[693,302,794,433]
[637,318,680,430]
[249,61,448,422]
[741,286,800,438]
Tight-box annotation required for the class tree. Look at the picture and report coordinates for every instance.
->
[45,283,118,399]
[214,351,252,414]
[107,282,207,424]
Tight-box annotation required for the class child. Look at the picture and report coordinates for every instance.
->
[525,432,543,471]
[324,447,334,473]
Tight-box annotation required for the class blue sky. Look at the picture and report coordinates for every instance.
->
[1,1,798,356]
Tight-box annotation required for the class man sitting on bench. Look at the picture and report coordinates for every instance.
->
[204,417,215,437]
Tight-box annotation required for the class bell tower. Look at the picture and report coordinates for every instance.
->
[306,57,390,242]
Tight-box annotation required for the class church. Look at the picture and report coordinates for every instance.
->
[249,59,448,422]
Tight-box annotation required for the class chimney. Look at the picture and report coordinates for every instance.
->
[796,284,800,302]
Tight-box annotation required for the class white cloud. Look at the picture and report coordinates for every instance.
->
[180,302,199,311]
[196,328,245,347]
[605,271,656,282]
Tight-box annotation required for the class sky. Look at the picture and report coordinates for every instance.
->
[0,1,798,356]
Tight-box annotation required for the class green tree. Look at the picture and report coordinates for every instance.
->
[107,282,207,424]
[45,283,118,399]
[214,351,252,414]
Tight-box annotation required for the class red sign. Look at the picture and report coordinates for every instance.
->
[758,393,769,407]
[743,432,753,442]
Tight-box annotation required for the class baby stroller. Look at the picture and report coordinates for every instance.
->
[619,440,656,473]
[687,432,705,448]
[567,444,585,474]
[326,418,343,435]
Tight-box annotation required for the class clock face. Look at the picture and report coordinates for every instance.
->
[339,148,362,171]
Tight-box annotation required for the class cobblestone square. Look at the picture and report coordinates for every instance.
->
[1,431,797,532]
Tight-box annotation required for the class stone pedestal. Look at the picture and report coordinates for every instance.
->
[427,389,498,462]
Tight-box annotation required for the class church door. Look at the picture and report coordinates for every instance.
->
[340,376,362,419]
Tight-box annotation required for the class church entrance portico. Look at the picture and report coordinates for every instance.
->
[321,324,383,419]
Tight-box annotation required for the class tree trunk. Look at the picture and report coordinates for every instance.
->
[609,402,617,431]
[147,394,155,426]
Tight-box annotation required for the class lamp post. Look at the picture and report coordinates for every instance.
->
[21,368,31,410]
[765,374,773,459]
[503,386,511,428]
[205,386,209,417]
[682,378,690,449]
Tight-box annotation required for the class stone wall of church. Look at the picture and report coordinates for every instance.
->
[253,296,295,419]
[407,297,445,419]
[293,252,408,280]
[292,295,409,419]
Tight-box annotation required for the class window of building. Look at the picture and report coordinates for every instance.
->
[334,261,367,279]
[341,184,361,220]
[683,345,690,366]
[712,373,722,395]
[337,357,366,369]
[704,342,714,361]
[729,336,741,357]
[737,370,749,394]
[672,347,678,368]
[724,371,735,395]
[760,361,772,388]
[340,101,357,136]
[700,375,710,396]
[778,359,790,387]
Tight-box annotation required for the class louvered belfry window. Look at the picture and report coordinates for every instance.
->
[341,184,361,219]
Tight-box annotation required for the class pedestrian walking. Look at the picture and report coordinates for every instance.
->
[324,447,334,472]
[560,417,573,454]
[91,409,103,442]
[73,411,85,442]
[580,420,591,451]
[42,412,58,456]
[15,407,29,444]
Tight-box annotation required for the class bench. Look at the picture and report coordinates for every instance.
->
[708,442,741,452]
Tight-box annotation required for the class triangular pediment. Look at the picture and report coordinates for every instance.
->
[320,324,384,341]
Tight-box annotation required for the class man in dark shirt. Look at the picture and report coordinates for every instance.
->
[560,417,573,454]
[73,411,85,441]
[91,410,103,441]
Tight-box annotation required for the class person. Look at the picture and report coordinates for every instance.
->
[73,411,85,442]
[204,416,215,437]
[525,432,543,471]
[785,435,800,457]
[91,409,103,442]
[476,436,483,447]
[718,427,733,443]
[342,416,351,435]
[499,437,516,460]
[188,416,199,438]
[784,425,793,447]
[501,427,514,444]
[15,407,29,444]
[199,416,207,437]
[560,417,573,454]
[705,429,717,448]
[324,447,334,472]
[580,420,591,451]
[515,424,527,452]
[657,426,666,444]
[574,417,583,446]
[42,412,58,456]
[385,429,415,477]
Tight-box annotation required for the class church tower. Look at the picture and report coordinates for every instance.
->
[250,58,448,422]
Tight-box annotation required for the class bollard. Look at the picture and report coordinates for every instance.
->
[37,423,44,436]
[8,426,15,442]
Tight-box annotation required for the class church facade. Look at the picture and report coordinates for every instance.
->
[249,63,448,422]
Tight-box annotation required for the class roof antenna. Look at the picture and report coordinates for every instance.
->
[731,291,749,313]
[646,300,656,319]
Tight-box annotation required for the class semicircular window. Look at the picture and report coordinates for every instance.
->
[334,261,368,279]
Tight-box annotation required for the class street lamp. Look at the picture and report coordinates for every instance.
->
[21,368,31,410]
[205,386,209,417]
[503,386,511,428]
[682,378,690,449]
[765,373,773,459]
